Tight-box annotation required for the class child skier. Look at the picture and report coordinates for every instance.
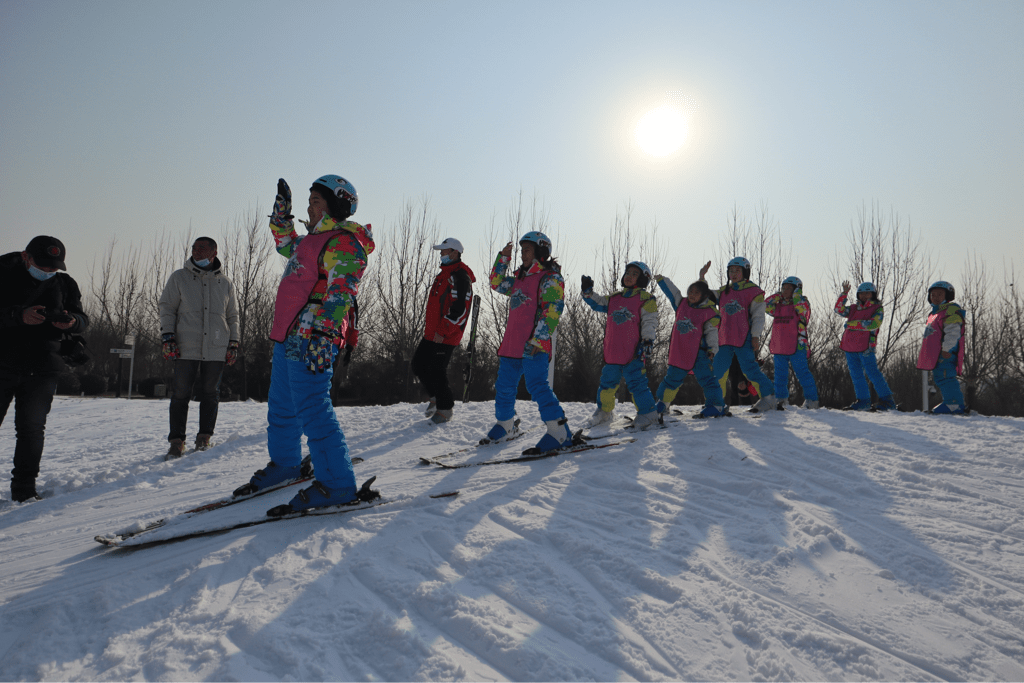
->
[916,280,967,414]
[581,262,661,430]
[653,274,727,418]
[706,257,777,412]
[834,281,897,411]
[765,276,820,409]
[484,232,574,453]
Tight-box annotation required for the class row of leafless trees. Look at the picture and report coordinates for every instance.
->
[62,197,1024,417]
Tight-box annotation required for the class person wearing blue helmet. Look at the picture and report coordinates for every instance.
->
[765,276,820,409]
[834,280,897,410]
[704,257,777,413]
[580,261,661,430]
[917,281,967,414]
[484,231,574,454]
[235,175,379,516]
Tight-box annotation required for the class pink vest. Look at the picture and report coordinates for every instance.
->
[916,307,965,372]
[718,284,762,347]
[668,301,718,370]
[840,302,881,353]
[769,301,800,355]
[270,230,341,343]
[603,293,644,364]
[497,271,543,358]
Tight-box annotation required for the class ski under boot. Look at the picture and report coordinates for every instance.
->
[875,395,898,411]
[931,402,967,415]
[524,417,573,455]
[233,461,303,498]
[267,476,380,517]
[480,417,521,445]
[424,399,437,418]
[693,404,728,419]
[630,411,663,431]
[430,409,453,424]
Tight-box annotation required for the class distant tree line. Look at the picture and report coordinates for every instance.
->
[60,196,1024,418]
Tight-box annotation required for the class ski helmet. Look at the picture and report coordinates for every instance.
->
[311,175,358,219]
[782,276,802,289]
[727,256,751,280]
[928,280,955,302]
[622,261,652,289]
[856,281,879,302]
[519,231,553,262]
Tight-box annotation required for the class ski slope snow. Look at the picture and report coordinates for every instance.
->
[1,397,1023,681]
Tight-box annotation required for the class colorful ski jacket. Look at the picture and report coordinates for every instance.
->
[834,294,883,352]
[583,287,658,365]
[424,260,476,346]
[270,214,374,359]
[657,276,720,370]
[490,253,564,358]
[159,257,240,361]
[917,301,965,372]
[715,280,765,347]
[765,290,810,355]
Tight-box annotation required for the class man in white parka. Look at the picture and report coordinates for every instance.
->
[158,237,240,458]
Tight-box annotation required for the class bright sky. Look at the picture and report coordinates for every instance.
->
[2,0,1022,298]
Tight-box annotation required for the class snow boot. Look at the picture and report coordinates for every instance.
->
[480,417,521,445]
[804,399,820,409]
[586,408,615,428]
[749,394,778,413]
[875,395,898,411]
[630,411,663,431]
[194,434,212,451]
[527,417,573,454]
[11,483,39,503]
[232,461,303,498]
[842,399,872,411]
[931,402,967,415]
[430,409,453,424]
[166,438,186,460]
[267,477,380,517]
[424,398,437,418]
[693,404,728,419]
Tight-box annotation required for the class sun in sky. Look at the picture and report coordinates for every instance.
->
[634,104,689,157]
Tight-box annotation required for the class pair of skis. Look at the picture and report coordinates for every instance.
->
[418,430,636,469]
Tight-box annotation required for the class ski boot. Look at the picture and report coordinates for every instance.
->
[776,400,787,411]
[655,400,668,416]
[693,404,729,419]
[803,399,820,409]
[749,394,778,413]
[267,477,380,517]
[166,438,186,460]
[233,461,303,498]
[630,411,663,431]
[524,417,573,455]
[194,434,212,451]
[480,417,521,445]
[424,398,437,418]
[931,402,967,415]
[842,399,872,411]
[874,395,898,411]
[586,408,615,428]
[430,409,453,424]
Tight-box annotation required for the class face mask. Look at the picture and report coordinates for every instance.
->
[28,265,57,281]
[440,254,455,266]
[194,258,211,267]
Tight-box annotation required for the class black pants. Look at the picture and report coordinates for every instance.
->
[169,359,224,441]
[1,371,58,498]
[411,340,457,410]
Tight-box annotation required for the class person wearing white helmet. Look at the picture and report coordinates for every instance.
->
[482,231,573,454]
[765,276,820,409]
[580,261,661,430]
[235,175,379,516]
[916,281,967,414]
[703,257,777,413]
[835,280,897,411]
[412,237,476,424]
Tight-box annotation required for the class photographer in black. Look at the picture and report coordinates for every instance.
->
[1,236,89,503]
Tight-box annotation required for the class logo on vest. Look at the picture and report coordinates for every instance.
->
[509,289,532,310]
[724,299,744,316]
[282,256,304,280]
[922,326,938,339]
[611,306,636,325]
[675,318,697,334]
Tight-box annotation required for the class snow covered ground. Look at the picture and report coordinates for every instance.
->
[1,396,1023,681]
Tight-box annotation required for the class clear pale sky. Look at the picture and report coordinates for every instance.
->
[2,0,1022,297]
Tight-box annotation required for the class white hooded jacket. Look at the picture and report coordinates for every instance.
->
[159,257,240,361]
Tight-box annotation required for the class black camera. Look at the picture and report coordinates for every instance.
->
[41,309,74,324]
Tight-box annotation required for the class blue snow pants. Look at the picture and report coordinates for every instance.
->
[267,342,355,492]
[932,353,965,407]
[494,353,564,423]
[713,340,774,399]
[657,356,724,408]
[773,350,819,402]
[844,349,893,400]
[596,358,656,414]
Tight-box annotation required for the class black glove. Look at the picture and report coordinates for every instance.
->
[270,178,293,229]
[581,275,594,292]
[639,339,653,360]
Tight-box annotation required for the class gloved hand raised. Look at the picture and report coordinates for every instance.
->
[270,178,294,229]
[581,275,594,292]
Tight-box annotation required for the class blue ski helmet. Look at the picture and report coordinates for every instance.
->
[311,175,358,218]
[856,281,879,302]
[782,275,803,289]
[519,231,553,261]
[928,280,955,302]
[727,256,751,280]
[623,261,652,289]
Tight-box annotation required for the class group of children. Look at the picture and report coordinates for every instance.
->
[475,233,969,454]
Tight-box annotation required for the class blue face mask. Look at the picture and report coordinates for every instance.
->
[440,254,455,266]
[28,265,57,281]
[194,258,211,268]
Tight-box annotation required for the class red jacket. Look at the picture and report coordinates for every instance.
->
[424,261,475,345]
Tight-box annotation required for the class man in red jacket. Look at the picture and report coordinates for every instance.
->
[413,238,475,423]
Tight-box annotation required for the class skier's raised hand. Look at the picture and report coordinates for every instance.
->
[699,261,711,280]
[270,178,294,229]
[581,275,594,292]
[499,241,514,258]
[842,280,851,295]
